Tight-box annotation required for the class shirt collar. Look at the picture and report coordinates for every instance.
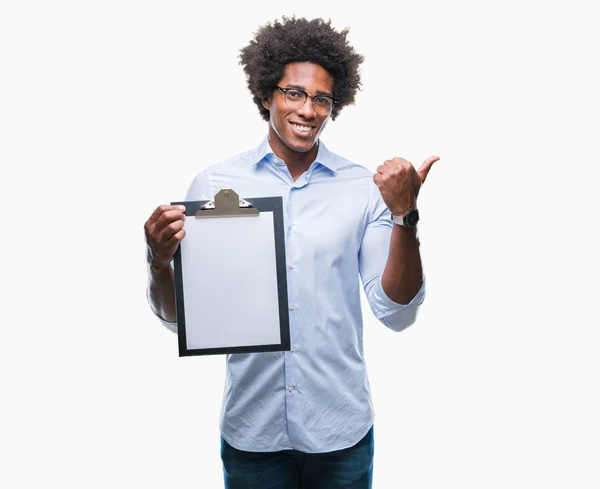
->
[251,135,342,174]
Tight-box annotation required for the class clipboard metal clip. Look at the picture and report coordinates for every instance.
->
[196,188,259,218]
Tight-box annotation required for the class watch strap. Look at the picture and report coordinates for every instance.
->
[391,214,407,226]
[391,209,419,227]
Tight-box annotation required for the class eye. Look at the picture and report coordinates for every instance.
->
[287,90,303,99]
[314,96,332,107]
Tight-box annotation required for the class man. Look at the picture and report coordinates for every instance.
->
[145,16,438,489]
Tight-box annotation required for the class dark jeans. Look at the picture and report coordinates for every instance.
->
[220,427,374,489]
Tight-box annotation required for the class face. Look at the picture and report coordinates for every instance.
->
[262,62,334,158]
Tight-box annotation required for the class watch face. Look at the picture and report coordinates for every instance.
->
[406,210,419,226]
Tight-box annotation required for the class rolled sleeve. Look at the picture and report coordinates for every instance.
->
[359,182,426,332]
[370,276,426,332]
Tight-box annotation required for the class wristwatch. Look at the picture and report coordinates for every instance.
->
[391,209,419,227]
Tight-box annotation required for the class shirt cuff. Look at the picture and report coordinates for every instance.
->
[373,277,426,332]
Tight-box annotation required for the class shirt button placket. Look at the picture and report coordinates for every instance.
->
[284,186,298,446]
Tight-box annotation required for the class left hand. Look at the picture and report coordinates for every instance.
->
[373,156,440,215]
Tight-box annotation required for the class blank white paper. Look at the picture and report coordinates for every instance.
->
[180,211,282,350]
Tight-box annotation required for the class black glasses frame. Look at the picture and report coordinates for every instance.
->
[275,86,339,113]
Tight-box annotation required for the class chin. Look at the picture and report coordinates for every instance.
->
[286,141,315,153]
[285,133,319,152]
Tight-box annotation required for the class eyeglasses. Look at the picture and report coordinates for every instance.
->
[276,86,338,115]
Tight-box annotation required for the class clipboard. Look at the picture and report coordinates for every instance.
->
[171,189,291,357]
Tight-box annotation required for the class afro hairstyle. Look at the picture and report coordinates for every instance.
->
[238,16,364,121]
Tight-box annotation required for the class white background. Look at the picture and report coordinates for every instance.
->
[1,1,599,488]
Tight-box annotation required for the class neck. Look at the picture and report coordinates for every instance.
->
[267,128,318,180]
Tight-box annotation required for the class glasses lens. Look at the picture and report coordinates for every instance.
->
[284,90,306,108]
[312,96,333,115]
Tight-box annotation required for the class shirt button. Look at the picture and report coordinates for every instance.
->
[289,264,295,269]
[289,386,295,393]
[290,346,294,352]
[273,157,279,163]
[290,304,295,310]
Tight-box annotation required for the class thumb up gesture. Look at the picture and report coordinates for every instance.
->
[373,156,440,215]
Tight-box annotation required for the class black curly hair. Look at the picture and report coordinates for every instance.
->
[239,16,364,122]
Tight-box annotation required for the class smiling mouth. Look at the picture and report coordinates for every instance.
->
[290,122,315,136]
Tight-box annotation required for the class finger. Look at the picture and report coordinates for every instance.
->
[171,228,186,244]
[417,156,440,183]
[151,228,186,268]
[148,204,186,224]
[154,209,186,234]
[147,211,185,250]
[376,165,388,174]
[145,205,186,236]
[158,218,185,243]
[391,157,411,167]
[164,229,186,257]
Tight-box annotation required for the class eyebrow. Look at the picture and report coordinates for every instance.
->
[285,84,333,97]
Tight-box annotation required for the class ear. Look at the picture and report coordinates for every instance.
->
[261,97,272,111]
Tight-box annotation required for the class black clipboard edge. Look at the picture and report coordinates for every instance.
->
[171,197,290,357]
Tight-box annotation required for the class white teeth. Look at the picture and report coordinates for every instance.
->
[292,123,312,132]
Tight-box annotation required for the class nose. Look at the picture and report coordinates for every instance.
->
[296,97,317,119]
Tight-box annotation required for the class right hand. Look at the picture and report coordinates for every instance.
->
[144,205,187,271]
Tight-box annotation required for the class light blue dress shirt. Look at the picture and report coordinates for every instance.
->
[155,137,425,453]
